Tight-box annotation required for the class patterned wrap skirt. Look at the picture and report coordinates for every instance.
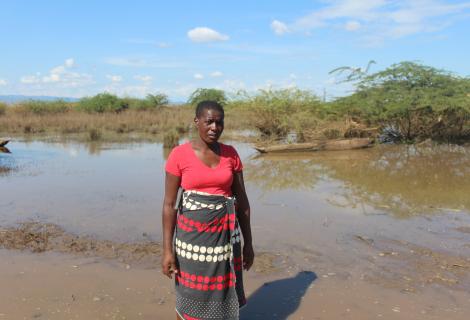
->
[174,190,246,320]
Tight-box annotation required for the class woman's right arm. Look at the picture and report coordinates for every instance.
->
[161,172,181,278]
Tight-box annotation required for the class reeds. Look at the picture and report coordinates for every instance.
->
[0,102,6,116]
[0,106,193,140]
[163,130,180,148]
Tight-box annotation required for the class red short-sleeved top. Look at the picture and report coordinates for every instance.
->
[165,142,243,196]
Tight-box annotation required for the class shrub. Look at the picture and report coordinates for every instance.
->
[144,93,169,109]
[0,102,6,116]
[123,94,169,111]
[88,128,102,141]
[121,97,143,110]
[188,88,227,107]
[15,100,70,115]
[229,88,323,138]
[163,130,180,148]
[330,61,470,141]
[78,93,128,113]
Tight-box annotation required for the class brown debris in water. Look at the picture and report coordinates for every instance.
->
[0,222,161,268]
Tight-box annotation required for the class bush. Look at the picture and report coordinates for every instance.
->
[330,61,470,141]
[121,97,143,110]
[144,93,169,109]
[188,88,227,107]
[78,93,128,113]
[88,128,102,141]
[15,100,70,115]
[120,94,170,111]
[163,130,180,148]
[230,89,323,138]
[0,102,6,116]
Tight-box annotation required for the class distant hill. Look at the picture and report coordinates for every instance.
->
[0,95,79,103]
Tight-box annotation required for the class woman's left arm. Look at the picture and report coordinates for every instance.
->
[232,171,254,271]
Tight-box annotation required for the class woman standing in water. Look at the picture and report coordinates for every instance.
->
[161,100,254,320]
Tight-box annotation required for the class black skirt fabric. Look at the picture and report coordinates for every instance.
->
[174,190,246,320]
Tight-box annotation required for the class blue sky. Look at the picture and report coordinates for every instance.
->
[1,0,470,101]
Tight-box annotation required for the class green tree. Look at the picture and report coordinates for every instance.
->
[187,88,227,106]
[0,102,7,116]
[144,93,169,109]
[332,61,470,141]
[78,93,128,113]
[230,88,322,138]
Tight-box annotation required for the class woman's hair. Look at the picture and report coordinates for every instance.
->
[195,100,224,118]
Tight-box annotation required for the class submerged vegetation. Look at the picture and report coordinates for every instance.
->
[1,61,469,143]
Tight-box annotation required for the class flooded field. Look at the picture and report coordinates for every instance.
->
[1,138,470,319]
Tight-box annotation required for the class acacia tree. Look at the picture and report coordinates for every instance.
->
[329,60,376,83]
[145,93,169,109]
[332,61,470,141]
[187,88,227,106]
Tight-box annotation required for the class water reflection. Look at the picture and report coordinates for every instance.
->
[244,153,329,192]
[0,146,11,154]
[0,150,14,176]
[244,145,470,217]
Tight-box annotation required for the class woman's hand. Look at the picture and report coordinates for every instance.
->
[243,244,254,271]
[161,250,178,278]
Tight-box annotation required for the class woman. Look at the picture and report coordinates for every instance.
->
[162,100,254,320]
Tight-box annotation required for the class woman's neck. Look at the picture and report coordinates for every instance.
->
[193,138,220,153]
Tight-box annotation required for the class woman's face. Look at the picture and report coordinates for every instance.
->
[195,108,224,144]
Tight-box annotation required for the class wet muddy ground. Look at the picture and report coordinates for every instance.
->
[1,139,470,319]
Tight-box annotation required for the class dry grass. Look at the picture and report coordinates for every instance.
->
[0,102,366,143]
[0,106,194,141]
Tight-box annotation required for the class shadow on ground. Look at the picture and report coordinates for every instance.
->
[240,271,317,320]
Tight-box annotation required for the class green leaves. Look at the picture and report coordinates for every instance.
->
[78,93,128,113]
[332,61,470,141]
[188,88,227,106]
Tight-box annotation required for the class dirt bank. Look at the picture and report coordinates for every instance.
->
[0,222,281,273]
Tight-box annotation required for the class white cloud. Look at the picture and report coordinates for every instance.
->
[50,66,66,75]
[21,74,41,84]
[104,84,152,98]
[43,73,61,83]
[157,42,170,48]
[65,58,75,68]
[278,0,470,41]
[134,75,153,82]
[0,79,7,86]
[106,75,123,82]
[271,20,290,35]
[193,73,204,80]
[20,59,94,88]
[345,20,361,31]
[210,71,223,77]
[187,27,229,43]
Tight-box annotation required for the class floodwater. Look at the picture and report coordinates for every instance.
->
[1,139,470,319]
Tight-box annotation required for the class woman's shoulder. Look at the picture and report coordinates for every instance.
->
[172,141,191,152]
[220,142,237,152]
[167,142,191,159]
[220,143,240,157]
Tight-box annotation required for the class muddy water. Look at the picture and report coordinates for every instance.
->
[1,139,470,319]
